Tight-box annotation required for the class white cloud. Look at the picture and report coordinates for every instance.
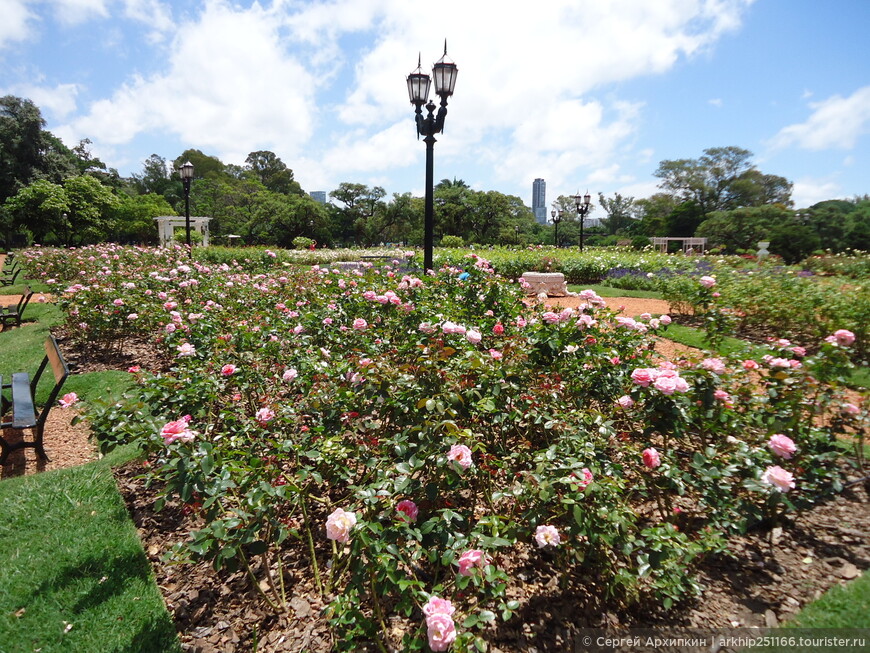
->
[791,178,843,209]
[122,0,174,42]
[8,82,80,119]
[0,0,37,49]
[50,0,109,25]
[46,0,755,194]
[770,86,870,151]
[708,98,723,107]
[59,1,317,166]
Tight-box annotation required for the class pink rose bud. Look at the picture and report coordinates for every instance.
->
[396,499,419,522]
[642,447,661,469]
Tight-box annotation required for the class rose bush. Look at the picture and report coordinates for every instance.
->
[21,244,865,651]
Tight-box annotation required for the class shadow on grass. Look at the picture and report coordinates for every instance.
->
[26,547,179,651]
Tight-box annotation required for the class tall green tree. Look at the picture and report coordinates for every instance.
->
[597,192,636,235]
[61,175,119,245]
[696,205,794,252]
[3,178,68,243]
[110,193,175,244]
[131,154,172,196]
[172,149,226,180]
[654,146,792,217]
[329,183,387,245]
[244,151,302,195]
[0,95,81,201]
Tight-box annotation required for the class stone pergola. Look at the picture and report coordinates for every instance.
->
[154,216,212,247]
[650,237,707,253]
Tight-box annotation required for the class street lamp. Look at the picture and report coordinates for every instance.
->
[573,191,592,251]
[180,161,194,256]
[550,207,563,247]
[407,41,458,272]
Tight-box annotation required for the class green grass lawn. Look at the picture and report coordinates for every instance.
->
[0,284,179,652]
[0,457,180,653]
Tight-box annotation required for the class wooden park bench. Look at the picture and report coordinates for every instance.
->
[0,265,21,287]
[0,336,70,464]
[0,286,33,328]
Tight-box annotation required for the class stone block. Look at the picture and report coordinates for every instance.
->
[521,272,569,297]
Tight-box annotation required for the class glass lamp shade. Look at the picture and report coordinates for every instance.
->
[180,161,195,180]
[584,192,592,206]
[407,70,431,104]
[433,55,458,97]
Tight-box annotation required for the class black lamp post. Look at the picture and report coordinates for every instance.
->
[573,191,592,251]
[180,161,194,256]
[550,207,563,247]
[407,42,458,272]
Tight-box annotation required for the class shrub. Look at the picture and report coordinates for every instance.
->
[292,236,315,250]
[25,244,861,651]
[440,235,465,247]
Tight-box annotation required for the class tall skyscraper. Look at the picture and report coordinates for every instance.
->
[310,191,327,203]
[532,178,547,224]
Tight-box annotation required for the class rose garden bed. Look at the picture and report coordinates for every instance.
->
[15,245,869,652]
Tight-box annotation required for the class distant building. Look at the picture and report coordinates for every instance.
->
[310,191,327,203]
[532,178,547,225]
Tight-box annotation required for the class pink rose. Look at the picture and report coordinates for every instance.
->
[831,329,856,346]
[466,329,482,345]
[423,596,456,618]
[58,392,78,408]
[489,348,503,360]
[220,364,237,376]
[255,407,276,426]
[841,403,860,416]
[761,465,795,492]
[631,368,657,387]
[617,395,634,409]
[768,434,797,460]
[700,358,726,374]
[426,613,457,652]
[653,375,678,395]
[575,467,593,490]
[642,447,661,469]
[492,323,504,335]
[447,444,473,471]
[742,359,760,370]
[282,368,298,382]
[659,314,672,325]
[699,276,716,288]
[160,416,195,445]
[352,318,368,331]
[534,524,561,548]
[457,549,488,576]
[713,389,731,403]
[176,342,196,357]
[325,507,357,543]
[542,311,561,325]
[396,499,419,523]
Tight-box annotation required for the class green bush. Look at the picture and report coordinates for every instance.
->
[440,235,465,247]
[292,236,315,250]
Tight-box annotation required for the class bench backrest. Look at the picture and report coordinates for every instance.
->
[31,336,70,426]
[16,286,32,314]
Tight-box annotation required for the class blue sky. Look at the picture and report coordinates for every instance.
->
[2,0,869,211]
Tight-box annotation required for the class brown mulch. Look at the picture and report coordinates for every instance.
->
[115,454,870,652]
[5,295,869,652]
